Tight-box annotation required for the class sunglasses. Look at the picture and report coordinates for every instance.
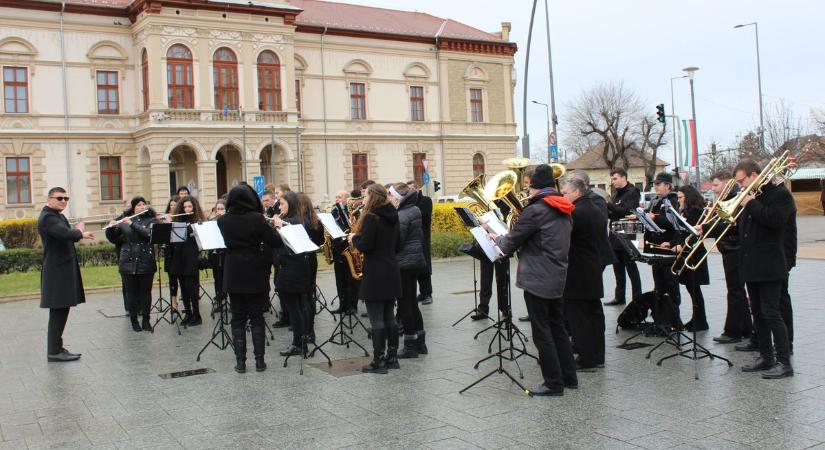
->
[51,196,70,202]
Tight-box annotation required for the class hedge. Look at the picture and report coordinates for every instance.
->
[431,231,471,259]
[432,202,471,238]
[0,218,38,249]
[0,243,119,274]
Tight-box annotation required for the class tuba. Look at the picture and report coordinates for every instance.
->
[460,174,498,219]
[483,170,523,228]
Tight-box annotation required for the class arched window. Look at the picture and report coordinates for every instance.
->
[257,50,281,111]
[166,44,193,109]
[213,47,238,110]
[141,49,149,111]
[472,153,485,178]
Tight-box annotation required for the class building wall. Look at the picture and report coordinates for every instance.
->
[0,5,517,222]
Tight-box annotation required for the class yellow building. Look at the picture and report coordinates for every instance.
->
[0,0,517,220]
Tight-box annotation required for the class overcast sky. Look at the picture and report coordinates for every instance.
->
[332,0,824,167]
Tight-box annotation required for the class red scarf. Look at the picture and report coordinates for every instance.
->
[542,195,575,215]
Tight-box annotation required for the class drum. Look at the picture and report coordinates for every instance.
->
[610,220,645,234]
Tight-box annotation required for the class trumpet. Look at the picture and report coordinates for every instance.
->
[102,209,151,230]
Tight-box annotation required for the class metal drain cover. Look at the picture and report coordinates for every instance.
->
[159,368,216,379]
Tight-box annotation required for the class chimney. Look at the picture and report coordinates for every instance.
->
[501,22,511,41]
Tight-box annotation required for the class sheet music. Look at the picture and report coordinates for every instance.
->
[170,222,189,243]
[317,213,346,239]
[470,226,504,262]
[481,211,509,236]
[663,204,700,237]
[191,221,226,250]
[635,207,664,233]
[278,224,320,255]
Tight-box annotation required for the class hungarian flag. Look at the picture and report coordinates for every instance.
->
[681,119,698,168]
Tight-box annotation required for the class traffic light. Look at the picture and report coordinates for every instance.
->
[656,104,666,123]
[433,180,441,192]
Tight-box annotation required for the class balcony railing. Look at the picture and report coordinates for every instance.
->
[139,109,289,125]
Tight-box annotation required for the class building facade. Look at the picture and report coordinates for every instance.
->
[0,0,517,221]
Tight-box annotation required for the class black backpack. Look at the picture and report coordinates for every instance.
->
[616,291,656,330]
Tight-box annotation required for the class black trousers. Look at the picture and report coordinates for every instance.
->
[47,307,70,355]
[398,270,423,336]
[478,259,508,313]
[167,272,179,297]
[212,265,225,302]
[417,272,432,297]
[564,298,605,367]
[230,292,267,358]
[652,262,681,323]
[333,257,352,310]
[523,291,577,389]
[612,248,642,302]
[280,291,313,346]
[721,250,751,338]
[365,300,396,331]
[683,280,707,326]
[747,281,791,365]
[121,277,129,313]
[178,275,199,312]
[274,274,290,324]
[751,272,794,347]
[123,273,154,317]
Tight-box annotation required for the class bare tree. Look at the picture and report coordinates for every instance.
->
[636,116,668,190]
[701,142,737,178]
[764,99,808,155]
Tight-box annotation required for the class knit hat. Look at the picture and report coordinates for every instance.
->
[130,196,147,210]
[529,164,556,189]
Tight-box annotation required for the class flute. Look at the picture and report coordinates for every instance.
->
[102,209,151,230]
[157,212,195,222]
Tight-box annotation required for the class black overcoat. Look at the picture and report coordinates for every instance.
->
[273,217,324,294]
[675,206,709,286]
[738,183,796,282]
[644,191,679,255]
[586,190,616,266]
[38,206,85,309]
[169,224,200,276]
[415,192,433,274]
[105,211,157,275]
[564,195,606,300]
[353,203,402,302]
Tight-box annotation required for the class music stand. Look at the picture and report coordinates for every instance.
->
[451,208,493,326]
[191,221,233,361]
[149,223,182,335]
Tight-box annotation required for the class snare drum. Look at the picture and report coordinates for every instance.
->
[610,220,645,234]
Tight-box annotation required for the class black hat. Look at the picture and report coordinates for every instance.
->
[529,164,556,189]
[350,189,362,199]
[130,196,147,210]
[653,172,673,185]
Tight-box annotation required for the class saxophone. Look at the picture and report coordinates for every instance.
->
[342,202,364,280]
[321,205,335,265]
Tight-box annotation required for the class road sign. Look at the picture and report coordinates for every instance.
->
[422,171,431,184]
[548,144,559,161]
[422,159,430,171]
[252,176,265,198]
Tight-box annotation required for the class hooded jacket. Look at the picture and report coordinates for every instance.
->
[495,189,573,299]
[353,202,402,301]
[105,208,157,275]
[217,184,279,294]
[396,190,426,272]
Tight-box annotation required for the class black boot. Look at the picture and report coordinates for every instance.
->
[141,314,152,332]
[417,331,428,355]
[130,315,142,332]
[180,298,192,326]
[362,328,388,374]
[189,300,203,326]
[251,323,267,372]
[398,335,419,359]
[386,325,400,369]
[232,325,247,373]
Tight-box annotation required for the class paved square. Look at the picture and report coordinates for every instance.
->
[1,251,824,449]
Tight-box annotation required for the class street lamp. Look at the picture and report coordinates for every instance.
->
[670,75,688,182]
[532,100,551,162]
[683,66,700,187]
[735,22,765,154]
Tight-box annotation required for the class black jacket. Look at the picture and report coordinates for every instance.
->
[586,189,616,266]
[330,202,350,259]
[707,186,741,254]
[644,191,679,255]
[608,183,641,248]
[415,192,433,273]
[495,189,573,299]
[396,191,426,272]
[169,223,200,276]
[273,217,324,294]
[675,206,709,286]
[218,184,279,294]
[564,195,606,300]
[38,206,85,309]
[353,203,402,301]
[105,210,157,275]
[738,183,796,282]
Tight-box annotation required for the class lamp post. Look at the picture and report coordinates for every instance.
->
[670,75,688,182]
[532,100,550,162]
[735,22,765,154]
[683,66,700,187]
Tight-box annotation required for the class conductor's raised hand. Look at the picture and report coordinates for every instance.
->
[81,231,95,240]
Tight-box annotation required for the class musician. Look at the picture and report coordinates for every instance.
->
[105,196,157,332]
[39,187,94,361]
[671,185,710,332]
[349,183,402,374]
[735,159,796,379]
[298,192,325,343]
[606,168,642,306]
[330,190,356,314]
[176,186,191,198]
[114,198,131,315]
[208,200,227,313]
[472,258,508,321]
[218,184,279,373]
[697,172,750,344]
[270,192,324,356]
[163,196,180,311]
[644,172,681,327]
[408,181,434,306]
[392,183,428,359]
[492,164,577,396]
[560,177,606,371]
[170,196,206,326]
[262,190,278,218]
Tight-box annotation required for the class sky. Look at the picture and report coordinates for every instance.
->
[326,0,825,167]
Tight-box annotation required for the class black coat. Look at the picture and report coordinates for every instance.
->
[38,206,85,309]
[708,186,741,254]
[169,224,200,276]
[415,192,433,273]
[353,203,402,301]
[396,191,426,272]
[105,211,157,275]
[564,195,606,300]
[330,203,350,259]
[644,191,679,255]
[273,217,324,294]
[738,183,796,282]
[586,190,616,266]
[608,183,641,247]
[218,185,279,294]
[675,206,709,286]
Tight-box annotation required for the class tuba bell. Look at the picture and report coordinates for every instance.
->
[460,174,498,219]
[483,170,523,228]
